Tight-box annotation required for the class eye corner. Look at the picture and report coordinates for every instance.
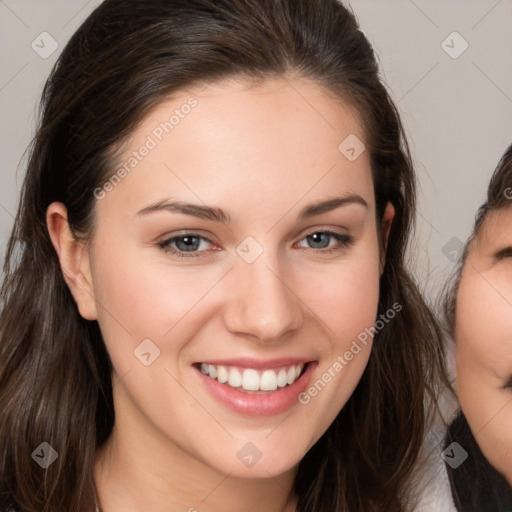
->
[502,375,512,390]
[156,231,220,259]
[294,228,355,252]
[494,246,512,260]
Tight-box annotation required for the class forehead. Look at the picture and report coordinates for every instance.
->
[132,75,366,152]
[472,208,512,253]
[99,76,375,220]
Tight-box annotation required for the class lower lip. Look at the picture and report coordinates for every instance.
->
[195,363,316,417]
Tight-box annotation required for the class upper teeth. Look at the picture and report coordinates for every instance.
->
[200,363,305,391]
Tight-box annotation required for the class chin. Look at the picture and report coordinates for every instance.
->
[200,439,308,480]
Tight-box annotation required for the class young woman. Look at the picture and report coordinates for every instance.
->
[444,144,512,511]
[0,1,448,511]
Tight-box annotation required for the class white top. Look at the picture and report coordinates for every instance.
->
[412,380,459,512]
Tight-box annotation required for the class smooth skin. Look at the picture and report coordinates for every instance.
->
[456,208,512,484]
[47,76,394,512]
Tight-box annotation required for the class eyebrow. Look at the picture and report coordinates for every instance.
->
[137,199,230,223]
[136,194,368,223]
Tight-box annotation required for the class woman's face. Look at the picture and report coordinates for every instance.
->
[77,77,391,478]
[456,207,512,482]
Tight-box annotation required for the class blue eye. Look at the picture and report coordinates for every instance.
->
[158,234,213,256]
[297,231,354,251]
[157,229,354,259]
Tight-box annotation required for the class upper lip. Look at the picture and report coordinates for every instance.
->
[195,357,314,370]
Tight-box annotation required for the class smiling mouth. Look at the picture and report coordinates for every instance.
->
[195,362,309,394]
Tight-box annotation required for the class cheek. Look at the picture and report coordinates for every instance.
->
[455,273,512,480]
[296,240,381,361]
[291,247,381,436]
[316,238,381,339]
[88,234,229,371]
[456,274,512,393]
[91,256,228,343]
[314,263,380,341]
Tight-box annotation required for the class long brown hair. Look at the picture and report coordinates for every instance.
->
[0,1,448,511]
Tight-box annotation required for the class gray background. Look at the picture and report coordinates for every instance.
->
[1,0,511,301]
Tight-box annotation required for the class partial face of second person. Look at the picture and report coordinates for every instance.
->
[456,207,512,483]
[48,77,393,482]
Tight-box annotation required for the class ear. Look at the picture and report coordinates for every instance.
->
[379,201,395,274]
[46,202,98,321]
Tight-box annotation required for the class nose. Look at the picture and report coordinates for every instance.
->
[222,256,304,343]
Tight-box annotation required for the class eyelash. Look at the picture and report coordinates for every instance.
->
[496,247,512,260]
[157,229,355,259]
